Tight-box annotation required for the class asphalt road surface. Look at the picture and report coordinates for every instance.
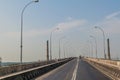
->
[35,58,111,80]
[76,59,111,80]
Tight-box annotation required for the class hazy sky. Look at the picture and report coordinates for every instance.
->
[0,0,120,62]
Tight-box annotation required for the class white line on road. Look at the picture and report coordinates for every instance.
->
[35,59,74,80]
[71,58,79,80]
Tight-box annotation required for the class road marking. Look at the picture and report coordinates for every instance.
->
[71,58,79,80]
[86,60,117,80]
[35,59,75,80]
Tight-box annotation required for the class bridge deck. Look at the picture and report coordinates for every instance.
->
[35,58,111,80]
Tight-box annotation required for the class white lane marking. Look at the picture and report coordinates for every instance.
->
[35,59,75,80]
[91,64,117,80]
[71,58,79,80]
[86,61,117,80]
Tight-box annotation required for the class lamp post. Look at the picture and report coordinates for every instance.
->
[59,37,65,59]
[95,26,106,59]
[90,41,94,57]
[87,40,93,57]
[63,44,66,58]
[50,28,59,60]
[63,41,69,58]
[90,35,98,58]
[20,0,39,64]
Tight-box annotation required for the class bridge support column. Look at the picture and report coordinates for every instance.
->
[107,38,111,60]
[47,40,49,61]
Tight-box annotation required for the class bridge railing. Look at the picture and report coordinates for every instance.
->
[0,58,68,77]
[0,57,74,80]
[0,60,55,77]
[84,58,120,80]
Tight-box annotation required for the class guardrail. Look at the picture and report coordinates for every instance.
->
[0,60,57,77]
[0,58,74,80]
[84,58,120,80]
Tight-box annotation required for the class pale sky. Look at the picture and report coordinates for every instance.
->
[0,0,120,62]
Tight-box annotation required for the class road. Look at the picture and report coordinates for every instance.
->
[35,58,111,80]
[76,59,111,80]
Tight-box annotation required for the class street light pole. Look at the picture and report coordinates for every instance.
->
[90,41,94,57]
[63,41,69,58]
[88,40,93,57]
[59,37,65,59]
[50,28,59,60]
[90,35,98,58]
[95,26,106,59]
[50,32,52,60]
[20,0,39,64]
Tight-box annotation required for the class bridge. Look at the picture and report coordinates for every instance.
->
[0,57,119,80]
[0,0,120,80]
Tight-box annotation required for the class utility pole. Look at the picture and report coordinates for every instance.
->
[107,38,111,60]
[47,40,49,61]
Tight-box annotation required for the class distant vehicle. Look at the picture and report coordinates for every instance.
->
[79,56,82,59]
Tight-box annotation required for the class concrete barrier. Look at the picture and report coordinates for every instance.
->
[84,58,120,80]
[0,58,74,80]
[0,60,57,77]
